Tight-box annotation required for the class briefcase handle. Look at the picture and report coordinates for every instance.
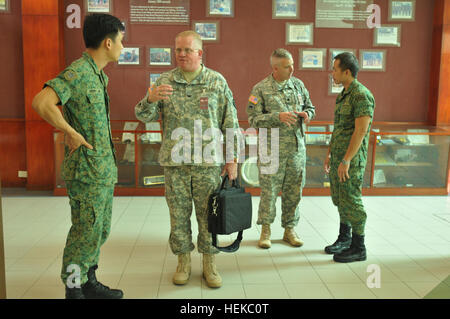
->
[219,174,241,190]
[212,231,243,253]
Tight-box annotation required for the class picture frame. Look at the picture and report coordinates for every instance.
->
[272,0,299,19]
[374,25,402,47]
[85,0,112,13]
[389,0,415,21]
[360,50,387,72]
[193,21,220,43]
[206,0,234,17]
[329,48,357,70]
[0,0,10,13]
[299,48,326,70]
[328,74,344,95]
[149,73,162,88]
[149,47,172,67]
[117,47,141,66]
[286,23,313,45]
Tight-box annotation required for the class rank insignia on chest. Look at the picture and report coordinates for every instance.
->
[298,94,304,105]
[200,97,209,109]
[249,95,258,104]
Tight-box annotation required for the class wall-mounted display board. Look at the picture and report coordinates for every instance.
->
[316,0,373,28]
[129,0,189,25]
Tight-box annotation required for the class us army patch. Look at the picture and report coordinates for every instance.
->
[64,70,77,81]
[249,95,258,104]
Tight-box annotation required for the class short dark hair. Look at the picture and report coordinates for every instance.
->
[334,52,359,78]
[83,14,125,49]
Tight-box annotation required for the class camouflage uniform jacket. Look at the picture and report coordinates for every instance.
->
[135,65,240,166]
[246,75,316,149]
[330,79,375,166]
[45,52,117,185]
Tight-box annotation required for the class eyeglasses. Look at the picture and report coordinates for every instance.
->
[175,48,199,55]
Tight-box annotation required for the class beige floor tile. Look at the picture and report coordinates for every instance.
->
[316,267,364,284]
[370,282,419,299]
[22,285,64,299]
[121,285,159,299]
[201,283,246,299]
[5,285,30,299]
[285,283,333,299]
[243,284,290,299]
[157,282,202,299]
[326,283,377,299]
[388,266,441,283]
[405,282,442,298]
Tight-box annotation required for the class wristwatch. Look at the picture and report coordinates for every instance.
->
[341,159,350,165]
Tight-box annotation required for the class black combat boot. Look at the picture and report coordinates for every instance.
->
[324,223,352,254]
[82,265,124,299]
[65,286,85,299]
[333,233,367,263]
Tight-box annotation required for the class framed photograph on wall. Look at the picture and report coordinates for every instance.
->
[328,74,344,95]
[149,47,172,66]
[389,0,415,21]
[374,25,401,47]
[286,23,313,45]
[149,73,162,88]
[206,0,234,17]
[0,0,10,13]
[118,47,141,65]
[193,21,220,43]
[273,0,299,19]
[85,0,112,13]
[299,48,326,70]
[329,48,356,70]
[360,50,387,72]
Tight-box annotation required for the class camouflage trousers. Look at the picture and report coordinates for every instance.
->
[257,147,306,228]
[61,181,114,286]
[164,166,221,255]
[329,162,367,235]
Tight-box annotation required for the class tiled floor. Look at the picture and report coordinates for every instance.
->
[2,192,450,299]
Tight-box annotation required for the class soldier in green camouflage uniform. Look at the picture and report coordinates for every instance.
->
[32,14,125,298]
[247,49,315,249]
[135,31,240,288]
[324,52,375,263]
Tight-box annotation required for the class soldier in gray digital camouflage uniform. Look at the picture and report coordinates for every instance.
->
[32,14,125,299]
[247,49,316,249]
[324,52,375,263]
[135,31,240,288]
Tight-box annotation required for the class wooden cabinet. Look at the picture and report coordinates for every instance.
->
[54,121,450,196]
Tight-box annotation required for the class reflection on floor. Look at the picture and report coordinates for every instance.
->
[2,192,450,299]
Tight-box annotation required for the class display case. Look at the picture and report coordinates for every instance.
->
[54,121,450,196]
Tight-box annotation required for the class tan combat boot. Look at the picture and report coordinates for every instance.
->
[172,253,191,285]
[258,224,271,249]
[283,227,304,247]
[202,254,222,288]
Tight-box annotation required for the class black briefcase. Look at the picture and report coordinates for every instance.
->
[207,175,252,252]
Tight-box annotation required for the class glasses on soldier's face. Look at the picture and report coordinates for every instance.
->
[175,48,199,55]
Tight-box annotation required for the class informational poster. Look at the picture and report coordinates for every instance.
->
[130,0,189,25]
[316,0,373,29]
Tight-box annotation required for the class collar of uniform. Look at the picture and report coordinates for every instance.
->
[173,64,206,84]
[343,79,359,95]
[269,74,294,91]
[82,52,109,87]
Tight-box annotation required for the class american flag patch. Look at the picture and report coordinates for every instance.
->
[249,95,258,104]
